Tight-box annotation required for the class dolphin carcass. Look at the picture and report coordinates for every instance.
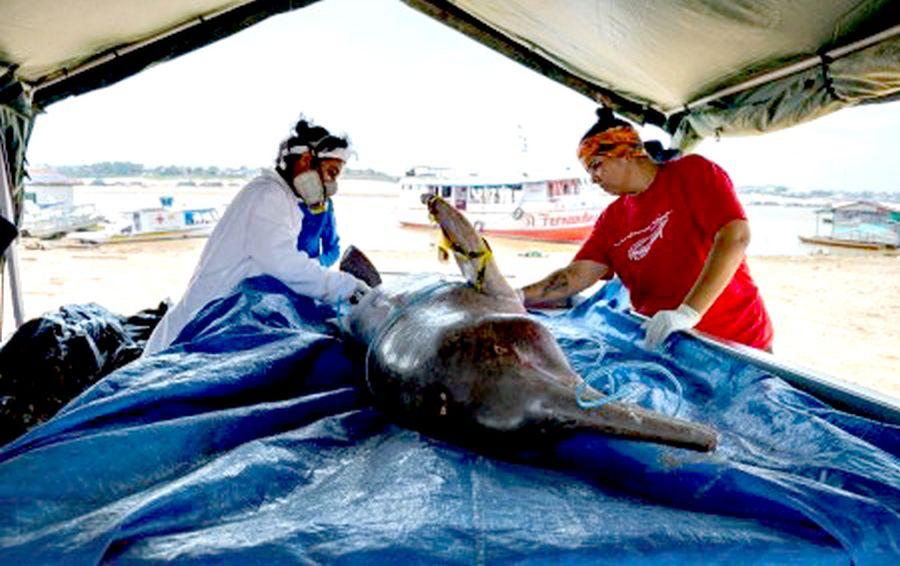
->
[340,195,717,453]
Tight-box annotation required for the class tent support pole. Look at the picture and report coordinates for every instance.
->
[682,23,900,112]
[0,140,25,332]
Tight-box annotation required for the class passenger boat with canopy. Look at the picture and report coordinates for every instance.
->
[398,167,612,243]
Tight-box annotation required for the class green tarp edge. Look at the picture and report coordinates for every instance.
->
[0,74,37,225]
[672,37,900,150]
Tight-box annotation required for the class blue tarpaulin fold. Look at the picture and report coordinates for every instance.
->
[1,275,897,564]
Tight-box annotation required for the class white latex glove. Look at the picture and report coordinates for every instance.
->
[642,304,701,349]
[348,280,371,305]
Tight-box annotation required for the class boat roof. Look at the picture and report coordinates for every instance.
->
[132,206,219,213]
[24,167,79,186]
[815,200,900,214]
[402,173,584,187]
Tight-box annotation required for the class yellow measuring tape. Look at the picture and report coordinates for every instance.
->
[428,196,493,291]
[438,230,493,292]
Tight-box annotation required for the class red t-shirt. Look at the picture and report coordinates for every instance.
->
[575,154,773,350]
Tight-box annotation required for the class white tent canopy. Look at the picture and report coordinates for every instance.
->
[1,0,898,213]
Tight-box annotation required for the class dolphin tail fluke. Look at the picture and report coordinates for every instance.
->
[425,196,518,301]
[340,246,383,287]
[531,383,718,452]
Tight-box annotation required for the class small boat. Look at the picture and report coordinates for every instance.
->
[398,167,612,243]
[799,201,899,251]
[798,235,897,251]
[71,206,220,244]
[20,201,107,239]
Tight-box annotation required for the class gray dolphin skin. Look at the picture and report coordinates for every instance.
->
[340,195,717,453]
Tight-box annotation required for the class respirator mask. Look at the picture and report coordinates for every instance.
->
[292,168,335,214]
[282,135,349,213]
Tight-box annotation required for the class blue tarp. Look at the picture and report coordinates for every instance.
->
[0,275,898,564]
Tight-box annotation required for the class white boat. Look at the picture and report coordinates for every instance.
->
[20,201,107,239]
[398,168,612,243]
[71,206,220,244]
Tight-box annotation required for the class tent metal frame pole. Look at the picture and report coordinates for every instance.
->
[681,23,900,112]
[0,140,25,331]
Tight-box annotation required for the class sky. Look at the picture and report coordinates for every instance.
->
[25,0,900,193]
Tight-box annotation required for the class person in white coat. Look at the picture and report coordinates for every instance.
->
[142,118,369,356]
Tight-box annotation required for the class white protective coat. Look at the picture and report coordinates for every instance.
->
[142,169,359,356]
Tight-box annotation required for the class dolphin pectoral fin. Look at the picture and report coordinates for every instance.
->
[529,384,718,452]
[340,245,383,287]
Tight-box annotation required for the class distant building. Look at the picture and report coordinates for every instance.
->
[26,167,80,186]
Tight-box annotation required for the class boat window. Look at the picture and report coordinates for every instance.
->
[455,186,467,211]
[442,186,452,198]
[548,180,565,199]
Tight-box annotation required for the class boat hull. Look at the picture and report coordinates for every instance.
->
[401,220,591,243]
[799,235,898,251]
[87,227,214,245]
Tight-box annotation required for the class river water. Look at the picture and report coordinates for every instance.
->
[29,178,850,257]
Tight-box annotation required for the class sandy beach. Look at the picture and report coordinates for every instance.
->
[4,190,899,401]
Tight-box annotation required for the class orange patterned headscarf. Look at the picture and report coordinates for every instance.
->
[577,125,645,168]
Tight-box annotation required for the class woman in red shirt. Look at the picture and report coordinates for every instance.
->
[520,108,773,351]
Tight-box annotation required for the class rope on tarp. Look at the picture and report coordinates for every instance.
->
[575,336,684,416]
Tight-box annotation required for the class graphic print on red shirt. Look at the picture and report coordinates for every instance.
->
[575,154,773,350]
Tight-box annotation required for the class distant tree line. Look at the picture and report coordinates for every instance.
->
[53,161,397,181]
[55,162,259,178]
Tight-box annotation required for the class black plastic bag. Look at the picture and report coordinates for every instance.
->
[0,214,17,255]
[0,301,168,444]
